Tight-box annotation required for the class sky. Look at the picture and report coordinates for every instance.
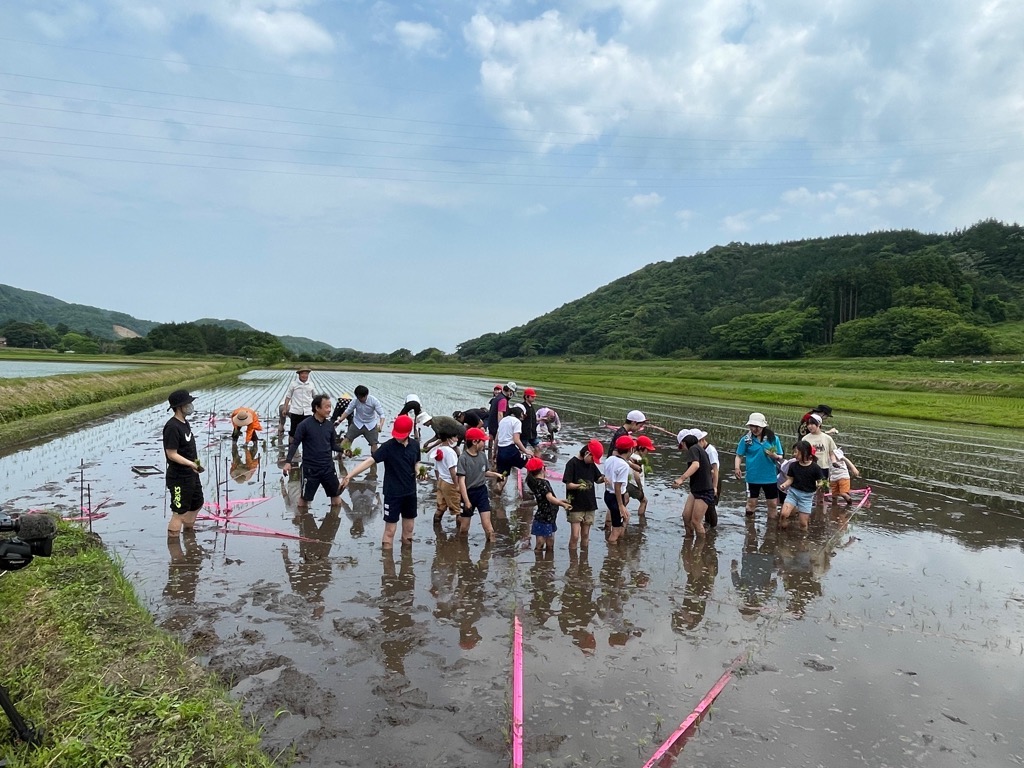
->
[1,1,1023,353]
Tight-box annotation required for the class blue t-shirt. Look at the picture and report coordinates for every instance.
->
[371,437,420,498]
[736,432,783,485]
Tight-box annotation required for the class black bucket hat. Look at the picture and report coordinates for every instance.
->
[814,404,833,416]
[168,389,196,410]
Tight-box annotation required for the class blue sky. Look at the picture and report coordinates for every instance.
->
[2,1,1022,353]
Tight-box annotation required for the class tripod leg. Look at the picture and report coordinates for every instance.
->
[0,683,42,747]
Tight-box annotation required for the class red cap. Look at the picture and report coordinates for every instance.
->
[525,457,544,472]
[493,384,503,392]
[524,387,537,397]
[615,435,636,452]
[434,449,444,461]
[392,414,414,439]
[465,427,488,443]
[586,439,604,464]
[636,435,656,451]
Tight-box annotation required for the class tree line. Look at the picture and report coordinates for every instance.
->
[456,220,1024,360]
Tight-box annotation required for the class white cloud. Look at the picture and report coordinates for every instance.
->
[220,6,334,57]
[395,20,443,53]
[675,209,696,224]
[523,203,549,216]
[627,192,663,209]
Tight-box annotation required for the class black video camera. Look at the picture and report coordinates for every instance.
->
[0,513,57,572]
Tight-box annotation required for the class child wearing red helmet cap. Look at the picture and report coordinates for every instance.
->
[519,387,540,455]
[432,436,461,524]
[525,456,571,551]
[628,435,656,519]
[342,414,421,548]
[562,439,606,549]
[456,427,505,540]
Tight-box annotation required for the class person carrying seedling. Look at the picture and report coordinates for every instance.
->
[456,427,505,540]
[563,439,605,549]
[525,456,572,551]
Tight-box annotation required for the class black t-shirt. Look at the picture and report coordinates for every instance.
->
[527,476,558,524]
[685,444,714,493]
[461,408,487,429]
[286,415,342,473]
[787,461,827,493]
[163,416,197,479]
[371,437,420,498]
[562,456,604,512]
[520,401,538,443]
[607,426,628,457]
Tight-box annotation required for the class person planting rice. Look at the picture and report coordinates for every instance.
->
[673,432,714,538]
[525,456,572,551]
[827,447,861,504]
[420,412,467,453]
[164,388,204,536]
[779,440,828,529]
[608,409,646,457]
[628,435,656,520]
[338,384,387,457]
[734,412,784,520]
[456,427,504,540]
[562,439,605,549]
[535,407,561,442]
[342,414,421,548]
[487,382,516,461]
[230,406,262,445]
[683,428,721,528]
[603,436,634,544]
[495,402,530,487]
[431,436,461,524]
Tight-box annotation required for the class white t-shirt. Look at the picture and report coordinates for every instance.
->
[829,449,851,481]
[629,452,646,488]
[496,415,522,447]
[604,455,631,491]
[704,443,719,468]
[433,444,459,485]
[284,379,315,416]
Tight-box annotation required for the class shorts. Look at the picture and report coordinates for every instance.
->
[461,484,491,517]
[167,473,204,514]
[603,490,625,528]
[785,487,816,514]
[829,478,851,497]
[436,481,461,515]
[344,423,380,447]
[496,444,528,474]
[383,494,417,523]
[301,470,341,501]
[747,482,779,501]
[531,520,557,538]
[690,488,716,507]
[567,509,596,526]
[524,437,541,448]
[626,483,645,503]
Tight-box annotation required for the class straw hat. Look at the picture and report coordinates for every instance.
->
[232,410,253,428]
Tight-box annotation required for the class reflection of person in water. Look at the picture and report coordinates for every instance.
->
[230,443,260,485]
[731,518,779,619]
[672,537,719,632]
[163,530,207,604]
[432,536,492,650]
[341,478,381,538]
[557,548,598,654]
[279,474,302,518]
[776,533,829,618]
[527,547,558,628]
[379,547,418,675]
[282,508,343,618]
[597,550,636,646]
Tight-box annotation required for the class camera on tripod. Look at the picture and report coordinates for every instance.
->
[0,513,56,572]
[1,513,57,749]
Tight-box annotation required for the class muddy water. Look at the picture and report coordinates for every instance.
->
[1,370,1023,767]
[0,360,134,378]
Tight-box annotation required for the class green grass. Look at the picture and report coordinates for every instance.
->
[293,357,1024,428]
[0,523,276,768]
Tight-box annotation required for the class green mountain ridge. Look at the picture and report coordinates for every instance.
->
[0,286,338,355]
[457,220,1024,360]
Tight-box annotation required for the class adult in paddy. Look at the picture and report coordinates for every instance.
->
[734,412,784,521]
[164,388,205,537]
[282,394,346,509]
[343,414,421,548]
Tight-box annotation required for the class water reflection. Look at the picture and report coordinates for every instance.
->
[282,508,343,618]
[339,478,380,538]
[379,547,417,674]
[597,550,636,646]
[527,548,558,630]
[230,444,260,485]
[730,519,780,619]
[163,530,207,604]
[558,548,598,654]
[672,536,719,631]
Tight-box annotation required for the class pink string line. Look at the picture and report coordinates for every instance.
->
[197,509,310,541]
[63,512,109,522]
[201,497,272,515]
[640,652,747,768]
[512,615,524,768]
[546,469,563,482]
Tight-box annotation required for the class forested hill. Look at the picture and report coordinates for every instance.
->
[457,220,1024,360]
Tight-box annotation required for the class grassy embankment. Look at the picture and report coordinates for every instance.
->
[0,523,277,768]
[0,359,249,450]
[303,357,1024,428]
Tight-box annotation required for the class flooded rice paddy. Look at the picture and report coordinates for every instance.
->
[1,370,1023,767]
[0,360,134,378]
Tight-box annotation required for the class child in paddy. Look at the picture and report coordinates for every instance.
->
[828,447,861,504]
[525,456,571,551]
[456,428,505,540]
[432,436,461,524]
[628,435,655,519]
[779,440,828,529]
[562,439,605,549]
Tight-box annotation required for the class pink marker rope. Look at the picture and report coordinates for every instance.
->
[640,653,746,768]
[511,615,524,768]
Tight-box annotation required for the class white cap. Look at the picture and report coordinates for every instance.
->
[506,381,518,392]
[406,393,421,404]
[691,429,708,441]
[677,429,692,445]
[627,409,647,423]
[415,411,432,426]
[746,412,769,428]
[809,413,823,424]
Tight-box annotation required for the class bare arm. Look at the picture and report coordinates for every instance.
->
[165,448,201,473]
